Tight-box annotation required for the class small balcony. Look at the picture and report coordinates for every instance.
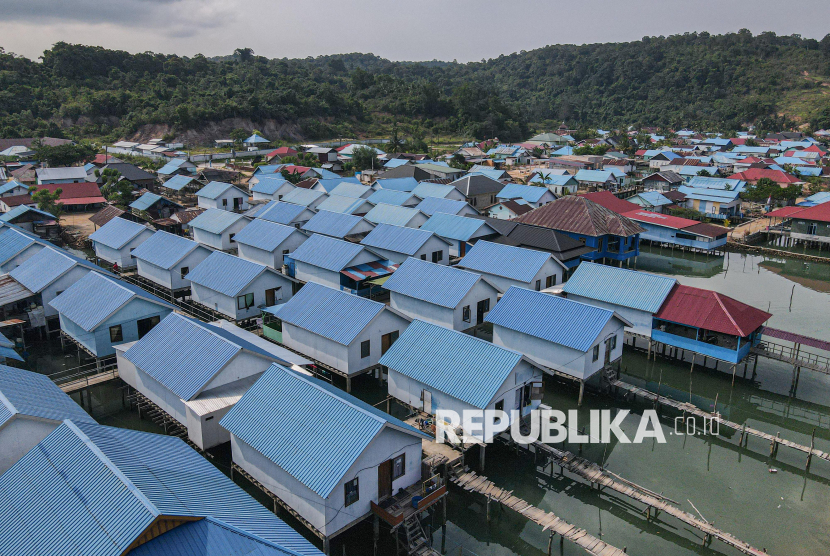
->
[370,475,447,527]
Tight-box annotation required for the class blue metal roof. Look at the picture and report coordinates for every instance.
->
[50,272,173,331]
[129,192,174,211]
[420,212,497,241]
[383,158,409,168]
[251,176,291,195]
[89,217,152,249]
[458,240,555,282]
[189,209,247,234]
[633,191,673,207]
[367,189,416,206]
[314,194,370,214]
[158,160,185,175]
[130,230,205,269]
[486,286,616,351]
[253,201,310,225]
[411,182,457,199]
[496,183,550,204]
[0,365,94,428]
[244,133,270,143]
[301,211,372,238]
[197,181,241,200]
[529,174,577,186]
[415,196,470,216]
[360,224,436,256]
[281,187,326,207]
[575,170,616,183]
[10,246,103,293]
[562,262,676,313]
[267,282,386,345]
[232,218,299,252]
[467,167,506,181]
[311,168,340,180]
[252,165,285,177]
[328,182,372,199]
[805,191,830,204]
[124,313,275,400]
[364,204,424,227]
[374,177,419,192]
[0,226,37,264]
[379,320,523,408]
[290,234,374,271]
[0,180,26,195]
[687,176,746,192]
[382,257,484,308]
[0,205,56,223]
[185,251,268,297]
[677,185,741,202]
[221,364,426,499]
[0,420,321,556]
[162,174,197,191]
[313,177,360,192]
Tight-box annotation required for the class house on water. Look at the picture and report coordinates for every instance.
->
[383,257,501,332]
[129,230,213,294]
[221,364,433,550]
[419,212,499,257]
[196,181,250,212]
[188,208,249,251]
[50,272,174,357]
[457,240,566,291]
[0,365,94,473]
[264,282,411,391]
[88,217,154,269]
[117,313,301,450]
[621,210,729,252]
[486,286,630,403]
[185,251,296,320]
[233,218,308,269]
[360,224,451,265]
[301,210,376,240]
[0,420,322,556]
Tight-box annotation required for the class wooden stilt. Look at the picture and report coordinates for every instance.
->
[577,380,585,407]
[807,429,816,470]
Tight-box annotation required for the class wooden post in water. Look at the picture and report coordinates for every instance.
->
[547,532,553,556]
[807,429,816,470]
[577,381,585,407]
[731,364,737,386]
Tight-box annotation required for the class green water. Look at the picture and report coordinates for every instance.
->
[73,250,830,556]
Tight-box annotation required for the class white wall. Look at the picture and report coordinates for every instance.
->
[293,262,341,289]
[468,257,562,292]
[237,231,307,269]
[42,265,96,318]
[193,218,249,250]
[0,417,60,474]
[344,310,410,375]
[388,278,498,331]
[136,246,212,291]
[198,188,249,211]
[366,236,449,265]
[93,228,153,268]
[192,271,293,320]
[0,243,44,273]
[566,294,653,338]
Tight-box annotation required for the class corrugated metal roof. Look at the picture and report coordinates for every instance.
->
[341,260,398,282]
[268,282,386,345]
[232,219,299,252]
[89,217,151,249]
[0,226,37,265]
[655,284,771,337]
[129,192,172,212]
[301,211,372,238]
[162,174,197,191]
[415,196,470,216]
[313,177,361,192]
[189,209,247,234]
[496,183,550,203]
[367,189,415,206]
[314,194,370,214]
[329,182,372,199]
[290,234,372,272]
[411,182,457,199]
[383,257,484,308]
[458,240,555,282]
[486,286,615,351]
[185,251,267,297]
[374,177,419,192]
[36,167,88,181]
[364,204,424,227]
[360,224,435,256]
[124,313,277,400]
[130,230,204,269]
[514,196,645,237]
[0,205,55,223]
[10,246,102,293]
[420,212,497,241]
[0,180,26,196]
[196,181,240,199]
[253,201,311,225]
[221,364,426,499]
[49,272,173,331]
[0,274,33,306]
[379,319,522,408]
[251,177,291,195]
[281,187,326,207]
[0,365,94,428]
[0,421,321,556]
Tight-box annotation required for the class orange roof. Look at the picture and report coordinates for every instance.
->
[728,169,801,184]
[577,191,640,214]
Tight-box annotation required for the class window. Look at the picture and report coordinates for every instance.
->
[530,382,544,400]
[237,293,254,310]
[392,454,406,481]
[608,335,617,352]
[535,279,541,291]
[344,478,359,506]
[432,250,443,263]
[494,399,504,412]
[592,345,600,362]
[462,305,471,323]
[229,233,236,243]
[277,195,283,200]
[282,249,289,255]
[129,247,136,259]
[222,198,228,207]
[360,340,370,358]
[233,197,243,210]
[420,254,427,260]
[546,275,556,288]
[381,331,399,355]
[471,197,477,206]
[137,315,160,339]
[109,325,123,343]
[809,222,818,235]
[180,267,189,280]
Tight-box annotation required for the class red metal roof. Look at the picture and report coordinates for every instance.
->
[0,194,33,207]
[35,182,104,200]
[268,147,297,157]
[622,209,699,230]
[280,165,312,175]
[728,169,802,184]
[765,206,807,218]
[514,196,645,237]
[655,285,771,337]
[782,201,830,224]
[578,191,640,214]
[760,327,830,352]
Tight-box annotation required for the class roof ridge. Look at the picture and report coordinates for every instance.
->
[286,367,387,426]
[711,290,744,336]
[0,388,17,417]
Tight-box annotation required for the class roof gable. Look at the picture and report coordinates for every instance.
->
[0,366,94,428]
[290,234,372,271]
[89,217,151,249]
[562,262,676,313]
[360,224,438,256]
[383,257,486,308]
[130,230,204,269]
[185,251,269,297]
[458,240,558,282]
[232,219,300,252]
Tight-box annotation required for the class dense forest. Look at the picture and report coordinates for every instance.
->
[1,30,830,144]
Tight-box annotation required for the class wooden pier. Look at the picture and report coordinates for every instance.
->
[610,379,830,467]
[452,469,629,556]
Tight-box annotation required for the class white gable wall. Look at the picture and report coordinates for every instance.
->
[566,294,653,338]
[0,416,62,474]
[198,188,250,211]
[0,243,44,273]
[237,231,307,269]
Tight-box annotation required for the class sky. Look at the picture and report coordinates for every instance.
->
[0,0,828,63]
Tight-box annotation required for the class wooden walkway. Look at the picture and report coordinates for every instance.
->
[751,345,830,375]
[452,471,629,556]
[59,368,119,393]
[611,379,830,465]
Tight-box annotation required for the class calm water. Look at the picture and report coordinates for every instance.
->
[75,249,830,556]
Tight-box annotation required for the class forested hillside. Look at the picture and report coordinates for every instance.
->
[1,30,830,144]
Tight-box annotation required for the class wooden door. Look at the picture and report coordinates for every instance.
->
[266,288,281,306]
[378,459,393,500]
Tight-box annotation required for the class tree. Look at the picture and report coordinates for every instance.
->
[230,128,248,144]
[742,177,802,203]
[233,48,254,63]
[351,146,380,171]
[697,169,712,177]
[280,169,303,184]
[28,187,63,222]
[34,142,96,166]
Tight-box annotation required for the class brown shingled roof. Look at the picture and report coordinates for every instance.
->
[514,196,645,237]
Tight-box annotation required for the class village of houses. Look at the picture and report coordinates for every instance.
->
[1,126,830,556]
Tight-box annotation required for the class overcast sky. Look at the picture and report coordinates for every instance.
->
[1,0,828,63]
